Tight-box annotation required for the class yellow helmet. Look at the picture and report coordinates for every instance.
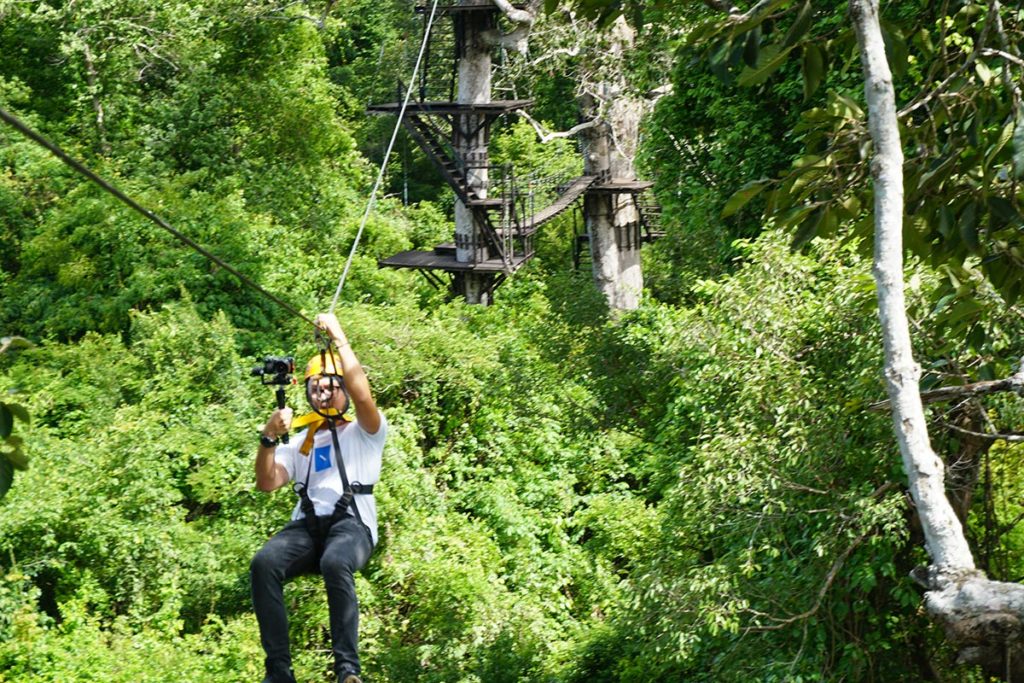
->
[304,351,344,380]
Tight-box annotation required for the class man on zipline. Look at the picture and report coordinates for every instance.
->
[251,312,386,683]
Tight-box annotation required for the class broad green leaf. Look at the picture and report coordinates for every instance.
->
[802,43,825,100]
[880,20,909,77]
[967,323,987,349]
[817,205,839,238]
[913,27,935,57]
[938,205,954,239]
[722,179,770,218]
[0,404,11,439]
[904,215,929,255]
[985,257,1012,289]
[946,298,982,324]
[827,92,864,121]
[709,38,735,80]
[728,0,791,35]
[1008,280,1022,306]
[743,26,761,68]
[974,60,994,85]
[918,155,956,191]
[0,458,11,499]
[783,0,814,48]
[687,18,730,47]
[959,202,980,253]
[931,292,956,316]
[4,441,27,472]
[984,119,1015,168]
[737,43,796,87]
[988,197,1020,231]
[778,203,817,232]
[791,205,825,249]
[1014,110,1024,179]
[6,403,29,425]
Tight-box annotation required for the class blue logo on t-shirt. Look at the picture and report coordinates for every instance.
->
[314,445,332,473]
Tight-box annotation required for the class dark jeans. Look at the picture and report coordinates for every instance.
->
[251,515,373,681]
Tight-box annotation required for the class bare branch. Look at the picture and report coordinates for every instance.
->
[744,532,870,632]
[525,45,581,68]
[482,24,532,53]
[939,421,1024,443]
[646,83,673,105]
[492,0,537,26]
[516,109,599,143]
[703,0,774,23]
[482,0,539,53]
[899,3,999,119]
[989,0,1024,119]
[869,359,1024,410]
[79,41,110,155]
[703,0,741,13]
[664,129,718,187]
[981,47,1024,69]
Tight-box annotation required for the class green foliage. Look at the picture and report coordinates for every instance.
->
[692,0,1024,373]
[3,0,1023,681]
[0,336,34,499]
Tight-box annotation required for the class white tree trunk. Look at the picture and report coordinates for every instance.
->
[853,0,1024,676]
[455,8,494,304]
[583,16,643,311]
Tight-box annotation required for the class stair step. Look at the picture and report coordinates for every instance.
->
[466,197,508,207]
[434,243,457,256]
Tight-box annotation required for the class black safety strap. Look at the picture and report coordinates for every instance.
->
[327,418,364,526]
[296,450,321,559]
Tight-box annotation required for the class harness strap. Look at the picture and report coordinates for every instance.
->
[327,418,364,526]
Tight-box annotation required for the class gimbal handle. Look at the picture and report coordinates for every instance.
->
[275,387,290,444]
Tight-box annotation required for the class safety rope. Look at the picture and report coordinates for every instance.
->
[0,106,318,329]
[328,0,442,312]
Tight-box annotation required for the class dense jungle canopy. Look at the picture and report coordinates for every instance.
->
[3,0,1024,681]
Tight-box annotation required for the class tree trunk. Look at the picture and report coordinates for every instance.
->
[582,16,643,311]
[454,8,494,304]
[852,0,1024,677]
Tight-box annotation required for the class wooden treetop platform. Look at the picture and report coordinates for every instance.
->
[416,2,525,12]
[379,249,528,273]
[587,180,655,194]
[367,100,533,115]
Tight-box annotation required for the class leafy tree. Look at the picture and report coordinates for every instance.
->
[0,336,33,500]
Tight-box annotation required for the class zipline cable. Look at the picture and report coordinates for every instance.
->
[328,0,441,313]
[1,0,442,326]
[0,106,318,329]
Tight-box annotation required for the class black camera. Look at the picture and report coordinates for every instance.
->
[251,356,295,386]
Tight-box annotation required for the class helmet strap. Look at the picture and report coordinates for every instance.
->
[305,372,350,418]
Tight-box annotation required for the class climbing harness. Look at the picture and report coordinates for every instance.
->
[292,413,374,567]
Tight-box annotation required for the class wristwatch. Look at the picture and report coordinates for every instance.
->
[259,433,280,448]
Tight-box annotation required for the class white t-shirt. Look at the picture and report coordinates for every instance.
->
[274,411,387,545]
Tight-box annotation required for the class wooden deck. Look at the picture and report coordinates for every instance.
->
[588,180,655,194]
[416,2,526,12]
[379,249,528,273]
[367,100,533,115]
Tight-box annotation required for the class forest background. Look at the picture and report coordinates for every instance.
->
[2,0,1024,681]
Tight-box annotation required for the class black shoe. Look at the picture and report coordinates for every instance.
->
[262,666,297,683]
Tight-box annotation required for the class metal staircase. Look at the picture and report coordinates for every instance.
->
[370,1,665,299]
